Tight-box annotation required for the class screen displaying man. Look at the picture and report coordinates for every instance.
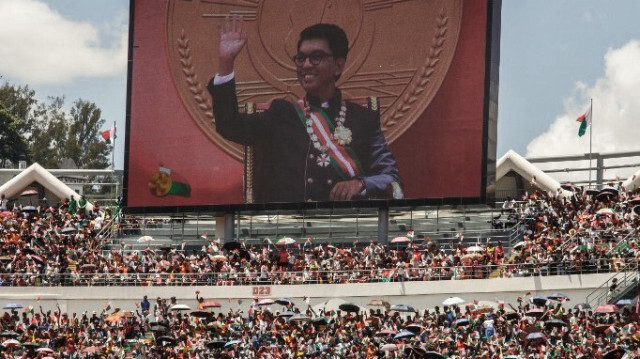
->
[208,16,402,203]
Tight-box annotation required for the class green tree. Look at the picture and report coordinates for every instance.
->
[0,107,30,166]
[0,82,112,169]
[63,100,110,169]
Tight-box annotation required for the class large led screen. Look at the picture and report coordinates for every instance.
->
[124,0,499,208]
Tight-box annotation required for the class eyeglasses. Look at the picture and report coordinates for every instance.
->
[292,51,334,66]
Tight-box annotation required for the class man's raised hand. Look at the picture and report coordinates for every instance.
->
[218,15,247,76]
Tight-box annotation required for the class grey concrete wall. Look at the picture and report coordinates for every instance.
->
[0,273,611,314]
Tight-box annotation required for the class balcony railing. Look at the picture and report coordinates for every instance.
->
[1,258,635,287]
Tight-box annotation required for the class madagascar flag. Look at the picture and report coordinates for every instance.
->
[100,124,117,144]
[576,107,591,137]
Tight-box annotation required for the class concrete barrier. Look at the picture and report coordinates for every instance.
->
[0,273,612,314]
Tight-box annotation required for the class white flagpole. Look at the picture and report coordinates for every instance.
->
[111,121,116,170]
[588,98,598,187]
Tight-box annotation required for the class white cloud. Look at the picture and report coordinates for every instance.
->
[0,0,127,85]
[525,40,640,183]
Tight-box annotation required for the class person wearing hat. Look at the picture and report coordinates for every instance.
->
[209,16,402,202]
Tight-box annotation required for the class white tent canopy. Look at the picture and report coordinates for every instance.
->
[496,150,573,198]
[0,163,93,212]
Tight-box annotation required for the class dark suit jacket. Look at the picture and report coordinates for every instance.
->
[208,78,401,203]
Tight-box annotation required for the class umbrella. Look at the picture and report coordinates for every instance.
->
[200,301,222,309]
[526,332,546,341]
[156,336,176,346]
[137,236,154,243]
[256,299,275,306]
[36,348,54,353]
[0,332,19,338]
[390,304,416,313]
[404,324,425,334]
[466,245,484,253]
[22,342,39,349]
[374,329,397,338]
[616,298,635,306]
[391,236,411,243]
[404,346,442,358]
[206,340,226,349]
[275,237,296,246]
[311,317,328,326]
[597,208,615,216]
[525,308,545,318]
[455,318,470,326]
[222,241,241,250]
[189,310,212,318]
[394,329,416,340]
[170,304,190,311]
[2,303,23,310]
[21,206,37,212]
[546,293,570,301]
[512,241,527,250]
[544,319,568,329]
[573,302,591,310]
[530,296,548,306]
[210,254,227,262]
[224,339,242,348]
[338,302,361,313]
[603,348,626,359]
[61,227,77,234]
[150,325,168,332]
[442,297,465,306]
[367,298,391,309]
[289,313,311,322]
[277,311,296,318]
[31,255,45,265]
[1,339,20,346]
[275,297,294,306]
[380,343,398,352]
[0,211,13,218]
[594,304,619,314]
[20,189,38,197]
[80,264,97,272]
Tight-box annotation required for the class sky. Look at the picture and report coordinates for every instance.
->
[1,0,640,181]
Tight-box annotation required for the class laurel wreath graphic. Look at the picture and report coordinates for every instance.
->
[381,7,448,133]
[178,29,214,120]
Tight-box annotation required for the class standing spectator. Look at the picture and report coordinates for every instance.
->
[140,295,150,315]
[0,194,8,211]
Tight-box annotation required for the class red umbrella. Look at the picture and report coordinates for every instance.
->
[200,301,222,309]
[526,308,545,318]
[0,211,13,218]
[594,304,619,314]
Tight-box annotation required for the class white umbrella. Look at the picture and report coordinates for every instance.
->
[170,304,190,311]
[380,343,398,352]
[596,208,615,216]
[442,297,465,306]
[276,237,296,246]
[391,236,411,243]
[138,236,154,243]
[2,339,20,346]
[256,299,275,306]
[466,245,484,253]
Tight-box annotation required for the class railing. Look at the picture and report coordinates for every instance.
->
[1,259,634,287]
[585,261,639,307]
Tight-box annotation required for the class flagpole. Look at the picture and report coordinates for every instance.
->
[111,121,116,170]
[589,98,598,187]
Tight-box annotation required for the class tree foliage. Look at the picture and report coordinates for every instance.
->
[0,83,112,169]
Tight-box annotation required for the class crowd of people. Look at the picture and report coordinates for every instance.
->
[0,292,638,358]
[0,185,639,287]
